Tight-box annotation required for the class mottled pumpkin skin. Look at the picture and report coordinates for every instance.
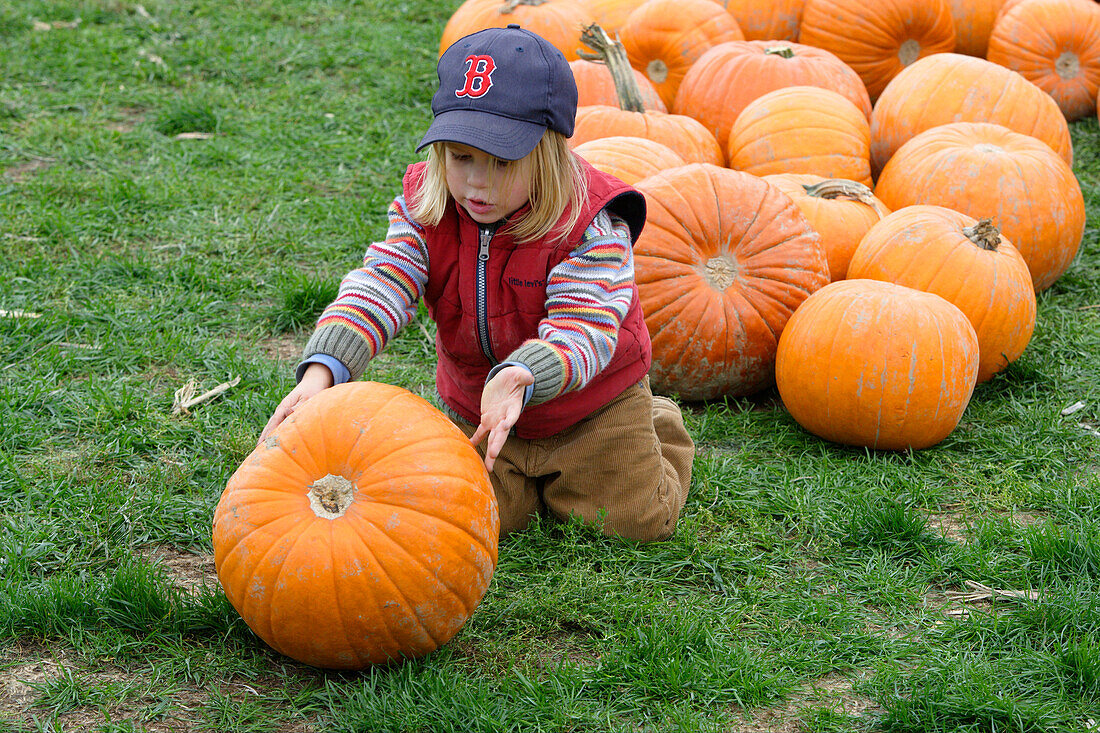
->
[633,164,829,401]
[776,279,979,450]
[212,382,499,670]
[870,53,1072,175]
[573,135,687,184]
[873,121,1085,292]
[847,205,1037,383]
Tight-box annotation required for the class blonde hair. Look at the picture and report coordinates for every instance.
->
[410,131,586,244]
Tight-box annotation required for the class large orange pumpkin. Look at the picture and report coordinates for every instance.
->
[847,205,1037,383]
[762,174,890,281]
[573,135,687,184]
[869,53,1073,175]
[439,0,595,60]
[798,0,957,100]
[632,164,829,400]
[618,0,745,110]
[212,382,499,670]
[873,121,1085,291]
[672,41,873,155]
[717,0,805,41]
[986,0,1100,121]
[775,279,979,450]
[726,85,873,187]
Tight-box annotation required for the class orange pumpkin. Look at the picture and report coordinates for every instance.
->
[212,382,499,670]
[847,205,1037,382]
[869,53,1073,175]
[873,121,1085,291]
[570,58,667,112]
[672,41,873,155]
[947,0,1009,57]
[799,0,957,100]
[762,174,890,281]
[726,85,873,187]
[439,0,595,60]
[573,135,687,184]
[775,279,979,450]
[632,164,829,400]
[717,0,805,41]
[986,0,1100,121]
[618,0,745,110]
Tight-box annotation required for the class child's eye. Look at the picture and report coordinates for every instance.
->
[495,159,510,169]
[449,152,470,162]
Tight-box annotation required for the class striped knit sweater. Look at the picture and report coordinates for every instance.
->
[302,194,636,405]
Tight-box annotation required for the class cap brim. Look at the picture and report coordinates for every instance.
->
[416,109,546,161]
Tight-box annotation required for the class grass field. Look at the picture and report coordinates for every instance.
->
[2,1,1099,731]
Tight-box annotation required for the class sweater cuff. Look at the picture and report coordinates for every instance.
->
[505,341,566,405]
[301,325,373,381]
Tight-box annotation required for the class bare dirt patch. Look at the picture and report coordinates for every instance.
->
[136,545,219,596]
[731,671,881,732]
[259,333,305,364]
[4,157,55,182]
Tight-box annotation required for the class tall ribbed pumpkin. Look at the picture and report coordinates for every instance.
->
[948,0,1009,57]
[986,0,1100,121]
[873,121,1085,292]
[212,382,499,670]
[619,0,746,110]
[718,0,805,41]
[672,41,872,155]
[570,58,666,111]
[727,85,873,187]
[847,205,1037,383]
[776,279,979,450]
[439,0,595,60]
[870,53,1072,175]
[798,0,956,100]
[570,24,725,165]
[762,175,890,281]
[633,164,829,400]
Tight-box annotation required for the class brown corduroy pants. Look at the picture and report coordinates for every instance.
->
[456,376,694,543]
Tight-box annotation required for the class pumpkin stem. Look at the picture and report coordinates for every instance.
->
[579,23,647,113]
[764,46,795,59]
[962,218,1001,251]
[308,474,356,519]
[500,0,549,12]
[802,179,878,206]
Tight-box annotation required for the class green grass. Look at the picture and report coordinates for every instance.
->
[1,1,1099,731]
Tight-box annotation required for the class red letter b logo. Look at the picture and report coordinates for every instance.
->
[455,55,495,98]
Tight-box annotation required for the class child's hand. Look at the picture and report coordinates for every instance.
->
[257,363,334,446]
[470,365,534,472]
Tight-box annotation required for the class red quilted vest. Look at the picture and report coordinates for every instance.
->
[401,158,651,439]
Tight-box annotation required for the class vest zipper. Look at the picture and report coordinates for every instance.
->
[476,225,497,365]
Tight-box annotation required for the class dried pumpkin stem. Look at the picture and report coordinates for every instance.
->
[802,179,878,206]
[962,218,1001,251]
[764,46,795,59]
[579,23,647,113]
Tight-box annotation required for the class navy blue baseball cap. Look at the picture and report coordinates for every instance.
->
[416,24,578,161]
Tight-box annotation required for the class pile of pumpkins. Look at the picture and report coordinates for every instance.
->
[441,0,1093,451]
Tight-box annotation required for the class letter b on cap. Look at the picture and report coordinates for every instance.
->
[455,54,495,98]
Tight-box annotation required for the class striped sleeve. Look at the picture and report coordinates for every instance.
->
[300,195,429,380]
[503,208,635,404]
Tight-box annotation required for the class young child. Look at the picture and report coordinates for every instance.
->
[259,24,694,542]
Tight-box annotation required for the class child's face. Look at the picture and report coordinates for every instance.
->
[444,143,533,224]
